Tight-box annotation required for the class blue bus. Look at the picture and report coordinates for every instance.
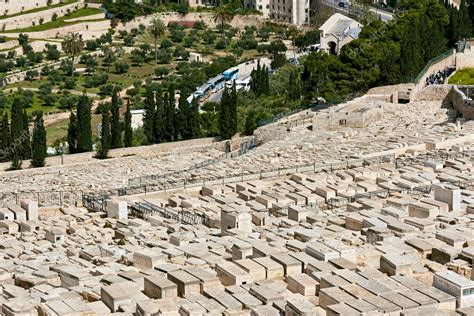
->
[223,67,239,80]
[207,75,226,92]
[194,83,213,98]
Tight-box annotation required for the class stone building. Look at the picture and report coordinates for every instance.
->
[319,13,362,55]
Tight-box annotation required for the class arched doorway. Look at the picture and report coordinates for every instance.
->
[328,41,337,55]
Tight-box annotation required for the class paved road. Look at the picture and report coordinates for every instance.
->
[207,57,272,103]
[322,0,394,22]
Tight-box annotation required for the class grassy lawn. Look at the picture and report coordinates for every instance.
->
[0,0,77,20]
[45,117,69,146]
[448,68,474,85]
[3,7,105,33]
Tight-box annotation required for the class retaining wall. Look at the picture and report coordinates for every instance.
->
[0,0,64,16]
[0,2,86,31]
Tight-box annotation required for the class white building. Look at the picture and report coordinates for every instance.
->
[319,13,362,55]
[244,0,270,18]
[131,109,145,130]
[269,0,309,25]
[245,0,308,25]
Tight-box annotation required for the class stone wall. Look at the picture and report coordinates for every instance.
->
[0,2,86,31]
[0,0,63,16]
[117,12,264,31]
[0,137,219,172]
[446,85,474,120]
[413,50,456,95]
[0,19,110,40]
[456,45,474,70]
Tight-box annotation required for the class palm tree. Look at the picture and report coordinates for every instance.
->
[286,27,300,60]
[61,32,84,78]
[213,5,234,55]
[148,17,166,66]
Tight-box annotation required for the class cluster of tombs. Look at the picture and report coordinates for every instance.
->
[0,147,472,315]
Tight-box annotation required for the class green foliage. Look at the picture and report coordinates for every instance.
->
[76,94,93,153]
[124,102,133,148]
[96,103,110,159]
[31,112,47,168]
[110,88,122,149]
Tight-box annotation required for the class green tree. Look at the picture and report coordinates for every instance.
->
[148,18,166,66]
[22,109,31,160]
[67,111,78,154]
[162,86,176,142]
[0,111,11,162]
[143,85,157,144]
[177,89,191,140]
[110,87,122,149]
[124,101,133,148]
[61,33,83,77]
[31,112,47,168]
[10,100,24,169]
[97,104,111,159]
[213,5,234,55]
[76,93,93,153]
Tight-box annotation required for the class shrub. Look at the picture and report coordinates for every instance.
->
[114,61,129,74]
[25,70,38,81]
[84,72,108,88]
[63,77,76,90]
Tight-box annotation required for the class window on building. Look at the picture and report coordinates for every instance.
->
[463,288,474,296]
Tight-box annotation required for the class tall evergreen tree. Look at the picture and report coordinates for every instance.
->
[177,89,191,140]
[76,93,93,153]
[67,111,78,154]
[9,101,24,170]
[110,87,122,149]
[124,101,133,148]
[143,85,156,144]
[97,104,111,159]
[1,111,11,162]
[153,89,163,143]
[400,17,423,82]
[21,109,31,160]
[189,97,200,139]
[229,83,238,136]
[162,86,176,142]
[31,112,47,168]
[219,85,230,139]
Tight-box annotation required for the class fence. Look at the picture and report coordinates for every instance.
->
[128,137,260,187]
[0,190,83,208]
[114,153,397,197]
[414,49,455,83]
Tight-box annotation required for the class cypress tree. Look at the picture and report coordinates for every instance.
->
[400,17,423,82]
[219,86,229,139]
[154,90,163,143]
[110,87,122,149]
[124,101,133,148]
[31,112,47,168]
[21,109,31,160]
[1,111,11,162]
[9,100,23,170]
[67,111,78,154]
[177,89,191,140]
[76,93,93,153]
[97,104,111,159]
[190,97,200,139]
[230,83,238,137]
[143,86,156,144]
[162,86,176,142]
[458,0,473,39]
